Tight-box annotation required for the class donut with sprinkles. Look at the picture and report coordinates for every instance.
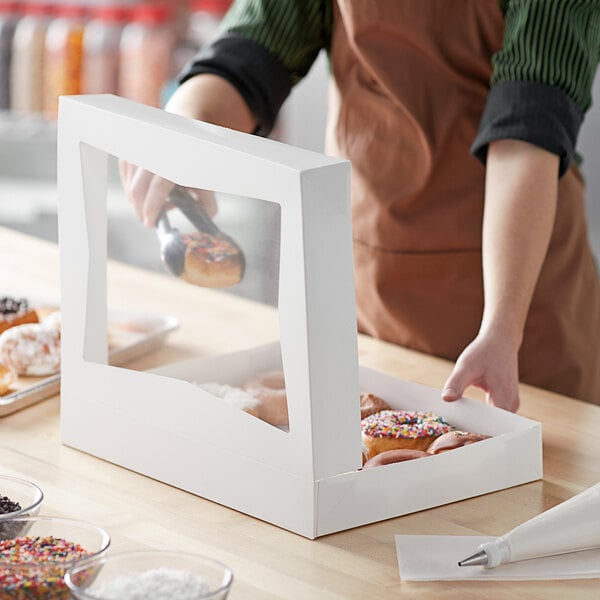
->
[180,232,244,288]
[361,409,453,459]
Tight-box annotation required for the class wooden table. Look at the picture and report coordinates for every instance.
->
[1,228,599,599]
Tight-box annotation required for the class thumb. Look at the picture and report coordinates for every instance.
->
[441,364,471,402]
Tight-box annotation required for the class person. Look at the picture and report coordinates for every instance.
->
[120,0,600,412]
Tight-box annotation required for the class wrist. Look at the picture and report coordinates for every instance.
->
[478,315,523,352]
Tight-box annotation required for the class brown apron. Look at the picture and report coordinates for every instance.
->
[326,0,600,403]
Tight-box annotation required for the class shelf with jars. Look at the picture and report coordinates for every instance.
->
[0,0,228,174]
[0,0,330,297]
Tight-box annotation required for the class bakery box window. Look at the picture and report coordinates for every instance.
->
[99,154,289,432]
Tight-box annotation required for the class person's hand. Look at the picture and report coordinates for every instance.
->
[118,74,258,228]
[119,160,217,228]
[441,331,520,412]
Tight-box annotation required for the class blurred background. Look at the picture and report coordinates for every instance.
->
[0,0,598,304]
[0,0,328,306]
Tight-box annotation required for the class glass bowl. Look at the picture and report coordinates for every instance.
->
[66,551,234,600]
[0,516,111,599]
[0,475,44,522]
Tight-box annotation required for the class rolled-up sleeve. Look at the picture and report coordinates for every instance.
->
[472,0,600,176]
[179,0,332,136]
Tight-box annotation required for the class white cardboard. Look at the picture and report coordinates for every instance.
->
[58,95,542,539]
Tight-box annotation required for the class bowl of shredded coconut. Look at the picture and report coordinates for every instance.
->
[65,550,234,599]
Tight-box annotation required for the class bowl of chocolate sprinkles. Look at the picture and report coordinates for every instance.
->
[0,516,110,599]
[0,475,44,539]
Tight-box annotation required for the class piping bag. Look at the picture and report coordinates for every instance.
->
[459,481,600,568]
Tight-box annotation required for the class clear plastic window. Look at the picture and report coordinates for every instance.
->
[96,154,289,430]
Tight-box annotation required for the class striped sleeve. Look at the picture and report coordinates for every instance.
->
[220,0,332,85]
[179,0,332,135]
[472,0,600,176]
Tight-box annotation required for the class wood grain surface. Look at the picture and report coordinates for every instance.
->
[1,228,599,599]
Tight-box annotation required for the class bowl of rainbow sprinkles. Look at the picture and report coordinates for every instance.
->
[0,516,110,599]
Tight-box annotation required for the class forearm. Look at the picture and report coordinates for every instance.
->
[123,74,257,227]
[479,139,559,347]
[165,74,258,133]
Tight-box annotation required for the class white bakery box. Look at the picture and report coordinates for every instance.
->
[57,95,542,539]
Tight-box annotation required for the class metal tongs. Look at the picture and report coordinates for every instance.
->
[156,186,245,285]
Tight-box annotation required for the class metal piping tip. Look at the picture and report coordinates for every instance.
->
[458,549,489,567]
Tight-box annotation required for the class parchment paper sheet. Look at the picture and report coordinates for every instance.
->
[396,535,600,581]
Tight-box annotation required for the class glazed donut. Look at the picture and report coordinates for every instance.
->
[360,392,391,419]
[363,449,429,469]
[426,430,490,455]
[0,364,16,395]
[181,232,244,288]
[0,324,61,376]
[197,382,260,417]
[0,297,38,335]
[242,370,289,428]
[40,310,61,331]
[361,409,453,459]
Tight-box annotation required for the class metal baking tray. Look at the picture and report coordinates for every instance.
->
[0,308,178,417]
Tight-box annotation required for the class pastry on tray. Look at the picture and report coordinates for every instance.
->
[0,297,38,335]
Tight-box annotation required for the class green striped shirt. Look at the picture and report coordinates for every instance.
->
[494,0,600,112]
[219,0,600,112]
[181,0,600,172]
[221,0,332,85]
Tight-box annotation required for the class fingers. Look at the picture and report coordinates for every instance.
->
[119,161,217,228]
[129,167,156,225]
[119,160,150,221]
[143,175,176,227]
[117,158,130,190]
[441,365,470,403]
[442,357,520,413]
[188,188,218,218]
[487,387,520,413]
[119,161,176,227]
[442,352,481,402]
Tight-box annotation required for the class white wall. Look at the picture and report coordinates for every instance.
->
[577,75,600,262]
[278,51,329,153]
